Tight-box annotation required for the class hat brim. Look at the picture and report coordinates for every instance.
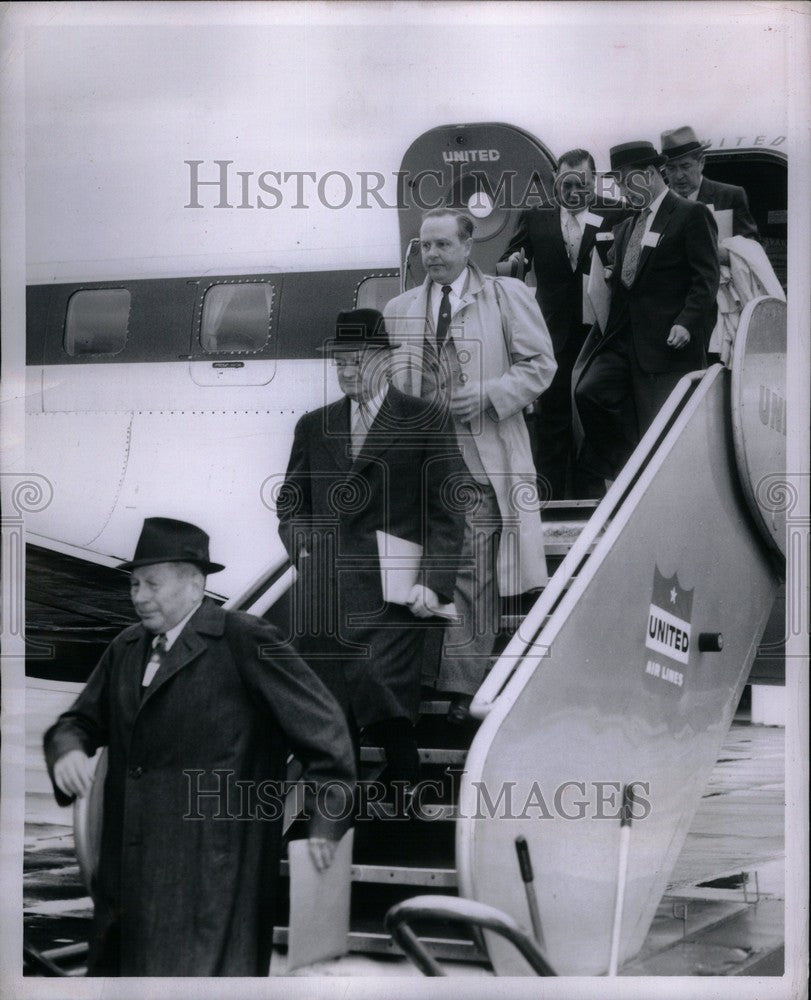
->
[607,153,667,179]
[662,139,712,160]
[118,556,225,574]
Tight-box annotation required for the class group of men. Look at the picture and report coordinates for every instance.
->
[506,124,758,491]
[43,124,759,976]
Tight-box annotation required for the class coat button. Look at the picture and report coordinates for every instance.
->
[459,373,469,385]
[129,766,143,779]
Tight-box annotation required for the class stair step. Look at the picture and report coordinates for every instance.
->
[272,925,486,962]
[280,859,457,887]
[360,747,467,766]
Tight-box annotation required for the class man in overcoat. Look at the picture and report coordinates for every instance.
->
[574,140,720,479]
[277,309,466,790]
[44,517,355,976]
[500,149,628,499]
[384,209,557,721]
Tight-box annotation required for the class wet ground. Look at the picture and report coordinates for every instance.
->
[22,718,785,977]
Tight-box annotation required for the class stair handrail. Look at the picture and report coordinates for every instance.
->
[384,895,556,976]
[470,370,708,719]
[223,552,295,613]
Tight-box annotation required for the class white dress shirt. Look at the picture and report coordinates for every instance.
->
[350,384,389,432]
[143,600,202,687]
[429,269,468,332]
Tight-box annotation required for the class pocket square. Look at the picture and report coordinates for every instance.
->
[641,231,661,248]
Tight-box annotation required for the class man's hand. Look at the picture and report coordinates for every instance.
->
[406,584,442,619]
[53,749,95,799]
[667,324,691,349]
[308,836,338,873]
[450,382,488,424]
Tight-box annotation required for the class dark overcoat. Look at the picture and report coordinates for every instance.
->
[697,175,759,240]
[44,599,355,976]
[277,385,466,726]
[575,190,720,378]
[501,198,629,354]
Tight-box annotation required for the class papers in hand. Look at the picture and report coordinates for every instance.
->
[376,531,458,620]
[286,829,354,973]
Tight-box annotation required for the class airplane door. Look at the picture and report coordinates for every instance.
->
[398,122,558,282]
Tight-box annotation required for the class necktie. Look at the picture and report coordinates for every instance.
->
[621,209,649,288]
[350,402,369,459]
[564,212,581,270]
[435,285,452,348]
[142,633,167,689]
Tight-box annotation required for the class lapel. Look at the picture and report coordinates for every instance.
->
[457,262,483,313]
[350,386,401,474]
[138,599,225,711]
[122,627,152,723]
[323,397,354,471]
[546,207,570,267]
[576,209,606,271]
[632,191,678,286]
[400,280,433,396]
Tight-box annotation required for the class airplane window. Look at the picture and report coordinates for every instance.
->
[355,274,400,311]
[64,288,131,356]
[201,281,274,353]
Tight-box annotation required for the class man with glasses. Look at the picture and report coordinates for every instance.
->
[500,149,628,499]
[277,308,466,805]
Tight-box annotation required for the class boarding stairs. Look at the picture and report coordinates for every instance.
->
[62,297,787,976]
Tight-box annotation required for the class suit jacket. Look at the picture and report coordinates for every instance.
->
[43,599,355,976]
[502,199,629,354]
[384,264,556,594]
[277,385,466,724]
[697,175,759,241]
[597,190,720,374]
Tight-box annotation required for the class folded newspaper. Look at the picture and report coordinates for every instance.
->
[375,530,459,621]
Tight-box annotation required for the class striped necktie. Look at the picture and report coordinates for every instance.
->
[142,633,167,689]
[350,402,370,459]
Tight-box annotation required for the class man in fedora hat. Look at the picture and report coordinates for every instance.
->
[44,517,355,976]
[573,140,720,478]
[661,125,759,260]
[277,309,466,797]
[384,208,557,723]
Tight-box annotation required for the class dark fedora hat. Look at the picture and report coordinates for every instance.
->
[317,308,401,354]
[607,140,667,178]
[660,125,712,160]
[119,517,225,573]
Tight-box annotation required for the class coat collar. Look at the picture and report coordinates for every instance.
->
[320,387,413,475]
[134,597,225,711]
[630,189,678,286]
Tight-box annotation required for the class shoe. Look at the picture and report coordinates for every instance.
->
[446,693,473,725]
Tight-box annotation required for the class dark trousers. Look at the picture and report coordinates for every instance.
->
[575,329,685,479]
[349,715,420,787]
[529,329,606,500]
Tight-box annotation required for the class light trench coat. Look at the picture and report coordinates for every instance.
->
[384,263,557,595]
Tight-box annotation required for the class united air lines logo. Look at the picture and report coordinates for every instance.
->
[643,568,694,691]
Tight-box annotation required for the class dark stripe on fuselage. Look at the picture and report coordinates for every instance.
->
[27,268,398,367]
